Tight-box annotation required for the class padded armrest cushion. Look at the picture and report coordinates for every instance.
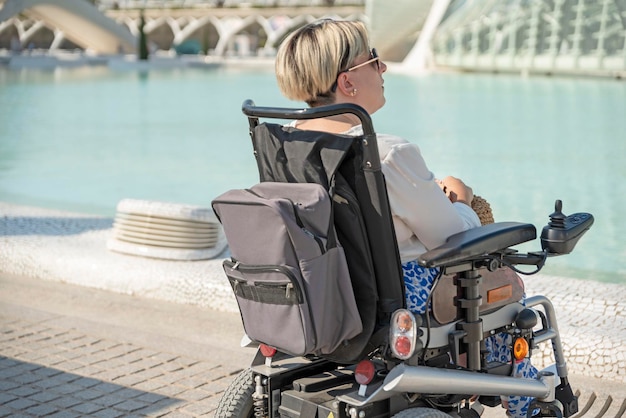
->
[418,222,536,268]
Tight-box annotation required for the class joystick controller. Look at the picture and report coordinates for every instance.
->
[540,200,594,255]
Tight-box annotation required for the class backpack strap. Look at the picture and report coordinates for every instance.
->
[326,176,339,250]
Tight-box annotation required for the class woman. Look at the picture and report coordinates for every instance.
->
[276,18,479,313]
[275,18,537,418]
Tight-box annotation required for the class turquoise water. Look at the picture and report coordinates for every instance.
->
[0,65,624,284]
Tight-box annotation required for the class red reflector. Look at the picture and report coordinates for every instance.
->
[394,336,412,358]
[355,360,376,385]
[259,344,277,358]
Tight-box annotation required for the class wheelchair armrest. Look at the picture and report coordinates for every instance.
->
[418,222,536,268]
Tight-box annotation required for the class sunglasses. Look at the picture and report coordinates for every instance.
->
[344,48,381,73]
[331,48,380,92]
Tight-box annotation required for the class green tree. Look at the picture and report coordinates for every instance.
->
[138,9,149,60]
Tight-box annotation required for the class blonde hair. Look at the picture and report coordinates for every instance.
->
[275,19,370,106]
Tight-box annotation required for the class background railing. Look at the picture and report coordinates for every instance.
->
[95,0,365,9]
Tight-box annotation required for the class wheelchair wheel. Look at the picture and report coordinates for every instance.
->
[215,368,254,418]
[392,407,453,418]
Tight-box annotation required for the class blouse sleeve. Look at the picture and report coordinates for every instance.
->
[380,140,481,251]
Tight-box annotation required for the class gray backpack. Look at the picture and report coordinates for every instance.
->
[212,182,362,357]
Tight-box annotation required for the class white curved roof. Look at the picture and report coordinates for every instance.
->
[0,0,136,54]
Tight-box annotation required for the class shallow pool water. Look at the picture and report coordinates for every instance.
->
[1,65,624,283]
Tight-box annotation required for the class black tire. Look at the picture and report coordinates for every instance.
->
[392,407,453,418]
[215,368,255,418]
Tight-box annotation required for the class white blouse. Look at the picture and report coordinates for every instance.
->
[344,126,481,263]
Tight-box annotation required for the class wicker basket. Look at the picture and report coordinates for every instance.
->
[471,195,494,225]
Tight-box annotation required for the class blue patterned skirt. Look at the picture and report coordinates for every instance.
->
[402,260,538,418]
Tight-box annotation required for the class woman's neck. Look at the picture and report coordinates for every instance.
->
[296,113,361,134]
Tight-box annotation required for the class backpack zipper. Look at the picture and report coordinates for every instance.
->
[284,197,325,254]
[226,259,304,303]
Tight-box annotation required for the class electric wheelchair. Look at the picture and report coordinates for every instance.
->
[214,100,594,418]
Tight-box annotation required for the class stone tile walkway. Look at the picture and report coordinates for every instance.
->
[0,273,251,417]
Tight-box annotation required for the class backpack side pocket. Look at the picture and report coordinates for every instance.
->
[299,246,362,354]
[223,259,315,356]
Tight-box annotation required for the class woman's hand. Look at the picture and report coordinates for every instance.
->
[437,176,474,206]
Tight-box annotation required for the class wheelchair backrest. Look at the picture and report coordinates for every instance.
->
[243,100,405,362]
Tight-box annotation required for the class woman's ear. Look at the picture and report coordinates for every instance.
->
[335,72,355,97]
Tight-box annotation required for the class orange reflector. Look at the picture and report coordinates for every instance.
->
[487,284,513,303]
[259,343,277,358]
[355,360,376,385]
[390,309,417,360]
[395,311,413,332]
[513,337,529,361]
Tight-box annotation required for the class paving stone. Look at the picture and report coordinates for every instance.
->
[0,380,20,391]
[6,361,41,374]
[112,373,148,387]
[91,409,125,418]
[157,411,194,418]
[158,361,185,373]
[136,399,182,417]
[178,388,211,402]
[109,387,145,400]
[0,366,23,379]
[24,403,60,416]
[134,366,164,380]
[71,364,107,377]
[175,375,210,389]
[73,388,107,401]
[48,382,86,396]
[0,393,18,405]
[49,395,83,409]
[90,381,125,394]
[132,379,167,392]
[32,372,81,389]
[73,376,103,388]
[47,411,81,418]
[33,365,64,378]
[52,360,85,371]
[0,412,34,418]
[91,394,127,408]
[0,406,17,418]
[10,372,44,385]
[3,397,38,411]
[56,349,88,361]
[89,368,126,381]
[36,355,68,367]
[27,390,62,403]
[113,399,151,412]
[8,385,41,398]
[134,392,172,404]
[71,401,105,414]
[154,384,188,398]
[180,399,217,416]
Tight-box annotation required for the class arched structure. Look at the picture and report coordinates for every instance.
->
[2,0,622,77]
[0,0,136,54]
[0,4,364,57]
[108,9,365,57]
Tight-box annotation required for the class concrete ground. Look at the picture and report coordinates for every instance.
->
[1,202,625,417]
